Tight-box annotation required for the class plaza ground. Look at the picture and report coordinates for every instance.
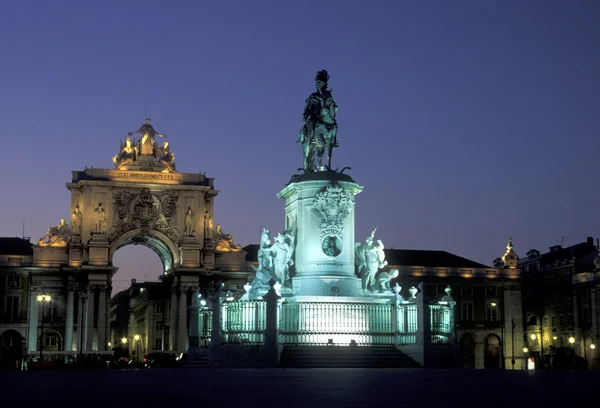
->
[2,368,598,407]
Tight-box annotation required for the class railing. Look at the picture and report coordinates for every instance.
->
[199,309,212,347]
[279,302,418,346]
[430,303,452,344]
[396,303,418,345]
[196,299,454,349]
[222,301,266,345]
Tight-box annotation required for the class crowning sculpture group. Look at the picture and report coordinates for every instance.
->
[38,70,396,294]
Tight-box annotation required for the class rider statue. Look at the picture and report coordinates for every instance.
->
[297,69,339,172]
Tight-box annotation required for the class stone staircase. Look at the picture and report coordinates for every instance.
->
[278,345,422,368]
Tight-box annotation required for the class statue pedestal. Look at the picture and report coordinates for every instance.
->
[278,172,363,297]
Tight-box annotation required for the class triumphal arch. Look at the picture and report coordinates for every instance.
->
[29,119,246,355]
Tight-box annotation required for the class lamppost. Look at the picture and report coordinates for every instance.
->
[37,295,51,362]
[134,334,140,362]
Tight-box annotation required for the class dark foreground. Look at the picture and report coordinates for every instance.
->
[2,368,598,407]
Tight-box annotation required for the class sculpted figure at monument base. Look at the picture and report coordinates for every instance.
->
[355,227,388,293]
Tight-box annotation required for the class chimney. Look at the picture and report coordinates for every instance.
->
[587,236,593,246]
[131,279,137,286]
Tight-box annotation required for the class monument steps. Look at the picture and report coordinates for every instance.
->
[278,345,422,368]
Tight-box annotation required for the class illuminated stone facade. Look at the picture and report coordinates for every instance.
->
[0,121,253,364]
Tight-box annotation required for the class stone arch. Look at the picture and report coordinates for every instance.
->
[459,332,476,368]
[0,329,24,368]
[109,229,180,272]
[484,333,503,369]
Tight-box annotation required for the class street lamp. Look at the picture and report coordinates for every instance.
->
[37,295,51,363]
[568,337,575,344]
[530,334,536,340]
[523,347,529,353]
[121,337,127,345]
[590,344,596,350]
[133,334,141,362]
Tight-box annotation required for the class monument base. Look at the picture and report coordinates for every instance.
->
[292,275,360,297]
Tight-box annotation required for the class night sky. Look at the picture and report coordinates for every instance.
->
[2,1,599,294]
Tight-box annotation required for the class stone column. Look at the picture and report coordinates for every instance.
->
[85,290,95,351]
[209,293,223,364]
[27,291,39,354]
[77,291,88,353]
[262,280,281,368]
[177,290,188,352]
[97,288,107,351]
[64,290,75,352]
[168,289,178,350]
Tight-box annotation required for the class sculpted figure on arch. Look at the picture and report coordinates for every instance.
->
[297,69,339,172]
[38,218,71,247]
[128,117,168,157]
[112,137,138,168]
[93,202,107,234]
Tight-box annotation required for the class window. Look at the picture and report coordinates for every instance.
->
[582,305,590,325]
[156,321,164,331]
[4,296,19,318]
[566,292,571,305]
[155,304,164,313]
[581,289,589,302]
[155,338,163,351]
[461,286,472,296]
[461,302,473,321]
[44,336,57,347]
[543,316,548,328]
[436,285,446,296]
[567,313,573,327]
[486,304,498,321]
[552,316,556,328]
[486,286,498,297]
[6,275,21,288]
[559,314,565,327]
[44,302,59,323]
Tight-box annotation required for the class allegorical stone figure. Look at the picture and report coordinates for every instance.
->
[128,118,168,157]
[71,205,83,236]
[297,69,339,172]
[112,136,138,168]
[355,227,388,293]
[93,202,107,234]
[157,141,176,172]
[38,218,71,247]
[204,210,213,239]
[183,207,195,237]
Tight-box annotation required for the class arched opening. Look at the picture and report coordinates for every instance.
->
[484,334,503,369]
[111,232,174,356]
[459,333,476,368]
[41,329,63,353]
[109,229,179,273]
[0,330,24,369]
[112,245,166,294]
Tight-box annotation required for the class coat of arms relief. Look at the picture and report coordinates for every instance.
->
[109,188,179,243]
[311,182,352,258]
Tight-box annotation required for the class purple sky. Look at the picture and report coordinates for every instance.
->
[2,1,599,294]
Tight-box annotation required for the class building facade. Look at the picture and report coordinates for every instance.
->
[520,237,599,369]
